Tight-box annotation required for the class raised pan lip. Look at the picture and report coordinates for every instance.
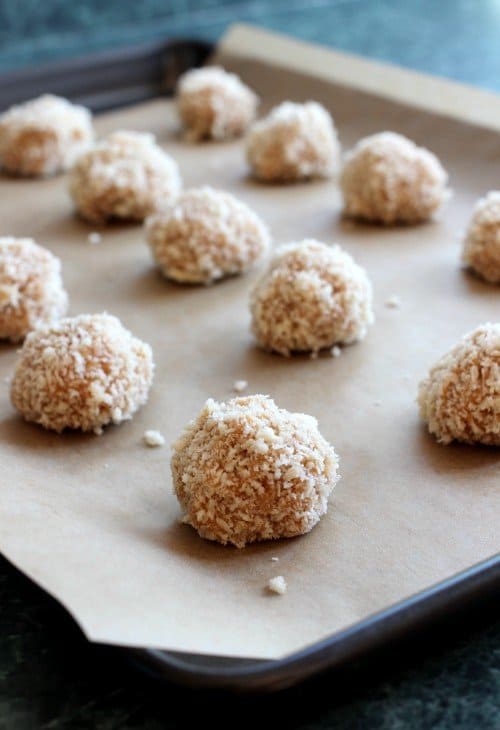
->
[219,23,500,134]
[130,552,500,691]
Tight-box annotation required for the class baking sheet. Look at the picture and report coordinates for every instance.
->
[0,26,499,661]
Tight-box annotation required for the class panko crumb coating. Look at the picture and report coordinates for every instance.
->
[462,191,500,283]
[177,66,258,141]
[0,237,68,342]
[246,101,340,182]
[0,94,93,177]
[11,313,154,434]
[146,186,270,284]
[418,323,500,446]
[69,131,181,224]
[171,394,340,548]
[340,131,450,224]
[250,239,374,356]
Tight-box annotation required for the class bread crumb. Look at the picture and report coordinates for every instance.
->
[270,556,279,562]
[462,191,500,283]
[267,576,287,595]
[69,130,181,224]
[0,94,94,177]
[0,237,68,342]
[341,131,450,224]
[146,186,270,285]
[251,240,374,356]
[171,394,340,547]
[385,295,401,309]
[10,313,154,434]
[232,379,248,393]
[247,101,340,182]
[88,232,102,245]
[177,66,258,141]
[143,429,165,447]
[330,345,342,358]
[418,323,500,445]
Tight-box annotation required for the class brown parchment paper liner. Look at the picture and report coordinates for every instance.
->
[0,25,499,660]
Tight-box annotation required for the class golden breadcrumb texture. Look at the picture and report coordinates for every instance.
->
[146,186,270,284]
[250,239,374,356]
[340,131,450,224]
[418,323,500,445]
[246,101,340,182]
[69,130,181,224]
[0,94,94,177]
[462,191,500,283]
[11,313,154,434]
[0,237,68,342]
[177,66,258,141]
[171,394,340,548]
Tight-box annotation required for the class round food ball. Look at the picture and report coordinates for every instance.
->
[146,186,270,284]
[177,66,258,141]
[172,394,340,547]
[462,191,500,283]
[69,130,181,224]
[250,239,374,356]
[0,237,68,342]
[418,323,500,446]
[246,101,340,182]
[0,94,93,177]
[11,313,154,434]
[340,131,450,224]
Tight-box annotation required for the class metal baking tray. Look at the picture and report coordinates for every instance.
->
[0,36,498,693]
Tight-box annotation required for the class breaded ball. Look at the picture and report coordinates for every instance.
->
[11,313,154,434]
[340,131,450,224]
[418,323,500,445]
[246,101,340,182]
[0,237,68,342]
[177,66,258,141]
[171,394,340,547]
[250,239,374,356]
[69,131,181,224]
[0,94,93,177]
[462,191,500,283]
[146,186,270,284]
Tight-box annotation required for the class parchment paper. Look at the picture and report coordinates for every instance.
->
[0,25,499,660]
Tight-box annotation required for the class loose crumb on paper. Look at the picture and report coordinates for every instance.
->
[143,430,165,447]
[267,575,287,595]
[330,345,342,358]
[88,232,102,245]
[232,379,248,393]
[385,295,401,309]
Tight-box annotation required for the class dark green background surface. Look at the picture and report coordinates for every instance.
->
[1,1,499,727]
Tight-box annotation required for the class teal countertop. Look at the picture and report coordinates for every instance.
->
[1,1,499,728]
[1,0,500,92]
